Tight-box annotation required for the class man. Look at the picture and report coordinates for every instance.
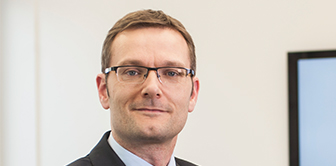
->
[69,9,200,166]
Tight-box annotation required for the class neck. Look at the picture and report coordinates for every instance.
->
[112,131,177,166]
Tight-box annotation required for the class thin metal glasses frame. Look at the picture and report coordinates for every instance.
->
[104,65,195,84]
[105,65,195,76]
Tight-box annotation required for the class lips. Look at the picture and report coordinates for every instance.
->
[135,108,167,113]
[128,100,173,114]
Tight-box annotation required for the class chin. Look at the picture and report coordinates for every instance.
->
[136,126,180,143]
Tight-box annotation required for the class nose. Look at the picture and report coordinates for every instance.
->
[141,70,162,98]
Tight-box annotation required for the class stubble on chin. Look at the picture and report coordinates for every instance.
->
[111,98,187,145]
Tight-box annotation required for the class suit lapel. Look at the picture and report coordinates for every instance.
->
[89,131,126,166]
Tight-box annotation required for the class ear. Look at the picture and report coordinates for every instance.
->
[188,76,200,113]
[96,73,110,109]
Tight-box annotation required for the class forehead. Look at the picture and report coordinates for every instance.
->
[110,27,190,67]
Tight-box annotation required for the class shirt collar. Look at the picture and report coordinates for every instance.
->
[108,132,176,166]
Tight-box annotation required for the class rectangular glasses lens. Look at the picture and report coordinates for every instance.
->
[118,67,146,83]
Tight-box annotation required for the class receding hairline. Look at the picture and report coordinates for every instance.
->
[109,26,191,67]
[101,9,196,75]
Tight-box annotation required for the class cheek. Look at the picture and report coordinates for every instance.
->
[173,99,190,132]
[108,83,142,114]
[108,83,127,111]
[166,85,192,110]
[109,85,134,127]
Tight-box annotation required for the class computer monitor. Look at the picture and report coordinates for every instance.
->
[288,50,336,166]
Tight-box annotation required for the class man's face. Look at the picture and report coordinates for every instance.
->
[97,27,199,143]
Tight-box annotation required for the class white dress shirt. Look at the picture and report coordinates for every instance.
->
[108,132,176,166]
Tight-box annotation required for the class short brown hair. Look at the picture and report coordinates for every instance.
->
[101,9,196,74]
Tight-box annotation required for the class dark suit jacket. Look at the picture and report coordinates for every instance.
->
[68,131,197,166]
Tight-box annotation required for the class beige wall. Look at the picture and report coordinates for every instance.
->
[1,0,336,165]
[0,0,3,164]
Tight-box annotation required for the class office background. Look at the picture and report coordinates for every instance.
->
[1,0,336,165]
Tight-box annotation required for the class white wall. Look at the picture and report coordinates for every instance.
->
[1,0,336,166]
[1,0,38,165]
[0,0,3,164]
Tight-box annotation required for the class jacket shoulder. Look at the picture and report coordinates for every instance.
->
[175,157,198,166]
[67,156,92,166]
[67,131,125,166]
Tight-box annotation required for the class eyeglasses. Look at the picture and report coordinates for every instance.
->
[105,65,195,84]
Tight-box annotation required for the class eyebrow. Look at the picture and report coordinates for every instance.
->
[161,61,185,67]
[118,60,144,66]
[117,59,186,67]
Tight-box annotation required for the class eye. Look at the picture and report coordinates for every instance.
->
[120,67,144,77]
[125,70,138,76]
[167,71,179,77]
[162,68,183,77]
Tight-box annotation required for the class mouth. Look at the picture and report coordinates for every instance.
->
[132,107,170,118]
[135,108,167,113]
